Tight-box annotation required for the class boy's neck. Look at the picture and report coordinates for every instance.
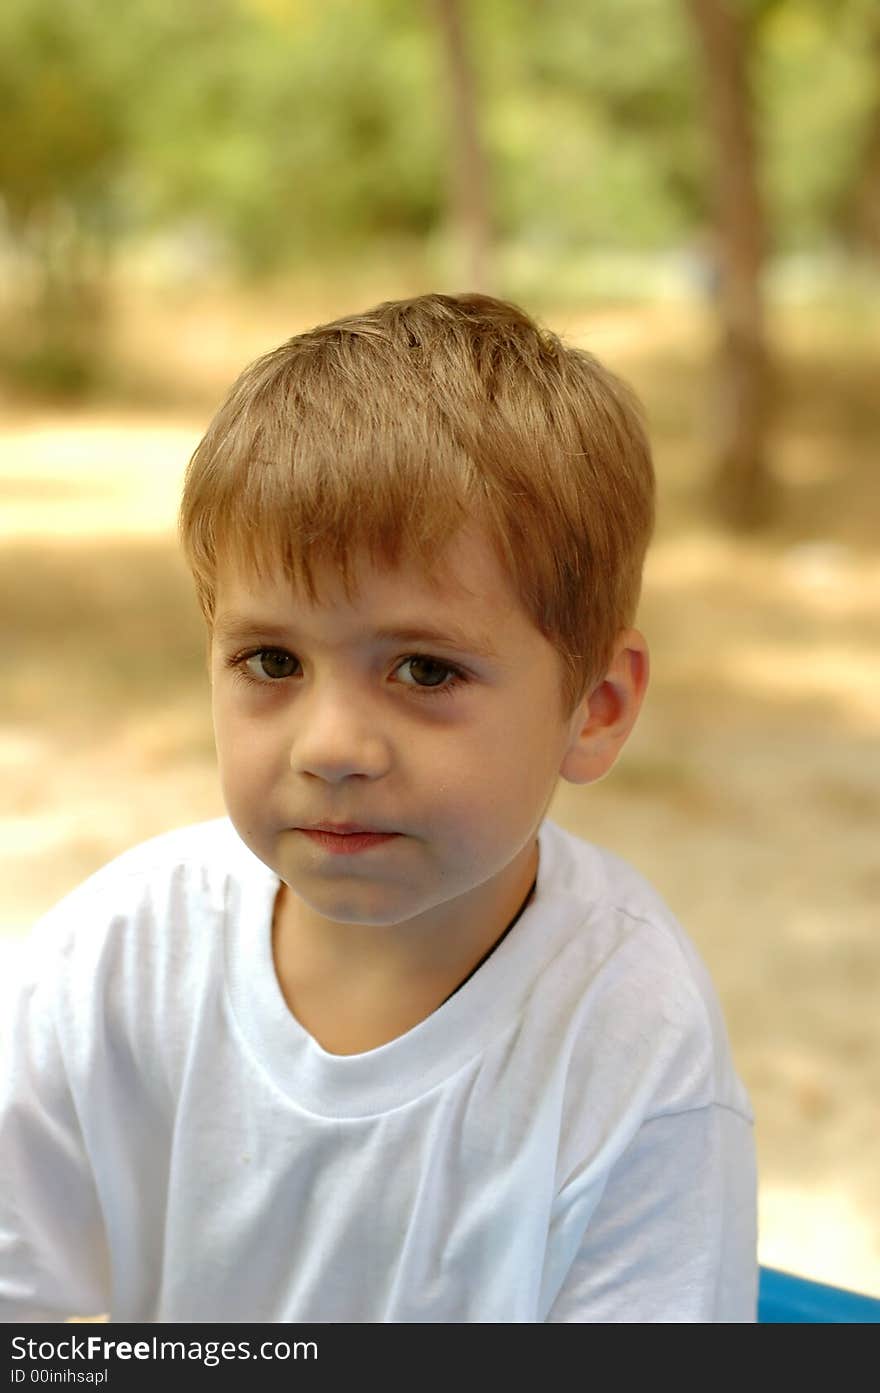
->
[270,838,539,1054]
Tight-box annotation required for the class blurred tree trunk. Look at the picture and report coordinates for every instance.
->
[688,0,779,529]
[843,8,880,256]
[7,200,110,398]
[429,0,494,292]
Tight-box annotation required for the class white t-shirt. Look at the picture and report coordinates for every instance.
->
[0,816,757,1323]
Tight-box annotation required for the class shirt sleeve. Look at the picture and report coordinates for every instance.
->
[0,938,111,1322]
[545,1103,758,1323]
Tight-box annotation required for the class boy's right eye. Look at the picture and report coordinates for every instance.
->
[225,648,298,685]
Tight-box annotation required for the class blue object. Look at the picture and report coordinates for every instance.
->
[758,1265,880,1323]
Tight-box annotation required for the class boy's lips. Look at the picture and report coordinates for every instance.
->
[300,821,395,835]
[296,824,402,856]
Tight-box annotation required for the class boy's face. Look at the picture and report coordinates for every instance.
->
[209,523,597,942]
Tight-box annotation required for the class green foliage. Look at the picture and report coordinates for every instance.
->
[123,0,446,271]
[475,0,707,250]
[0,0,877,290]
[0,0,133,230]
[756,0,878,250]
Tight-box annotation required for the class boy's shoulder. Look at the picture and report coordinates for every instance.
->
[38,816,267,915]
[538,814,696,959]
[538,816,713,1024]
[536,817,751,1120]
[540,814,666,912]
[6,818,278,1081]
[73,815,257,884]
[21,817,273,986]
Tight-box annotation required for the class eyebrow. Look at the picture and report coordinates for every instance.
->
[213,614,500,660]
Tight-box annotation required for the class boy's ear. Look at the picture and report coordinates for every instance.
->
[558,629,650,787]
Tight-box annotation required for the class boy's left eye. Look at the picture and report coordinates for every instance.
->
[399,655,457,689]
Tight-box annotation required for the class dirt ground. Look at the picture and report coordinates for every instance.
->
[1,295,878,1298]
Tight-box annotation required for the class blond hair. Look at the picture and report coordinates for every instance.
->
[178,292,655,717]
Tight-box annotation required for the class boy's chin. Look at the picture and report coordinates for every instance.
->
[283,880,466,933]
[283,882,420,929]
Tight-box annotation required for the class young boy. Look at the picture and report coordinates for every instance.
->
[0,293,757,1323]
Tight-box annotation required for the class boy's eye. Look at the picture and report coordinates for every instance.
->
[401,655,453,689]
[247,649,298,681]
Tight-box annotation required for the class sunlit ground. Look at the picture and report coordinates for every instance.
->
[1,289,878,1303]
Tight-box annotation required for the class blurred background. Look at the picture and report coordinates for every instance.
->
[1,0,878,1297]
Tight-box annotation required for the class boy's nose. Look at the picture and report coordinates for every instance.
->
[290,687,392,783]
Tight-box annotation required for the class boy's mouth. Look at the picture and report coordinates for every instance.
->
[298,826,401,855]
[303,821,390,834]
